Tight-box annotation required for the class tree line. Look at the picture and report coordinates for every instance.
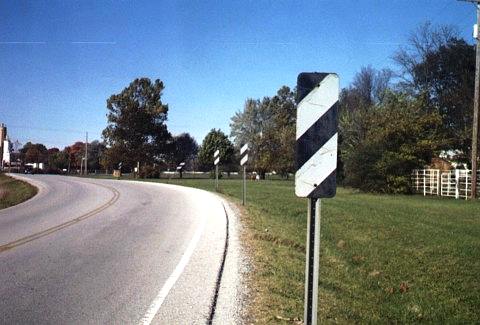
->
[19,22,476,193]
[17,140,106,173]
[228,22,476,192]
[339,22,475,192]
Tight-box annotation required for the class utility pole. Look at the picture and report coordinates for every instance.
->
[474,2,480,198]
[85,132,88,175]
[459,0,480,198]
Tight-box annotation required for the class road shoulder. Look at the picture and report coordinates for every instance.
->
[211,195,253,324]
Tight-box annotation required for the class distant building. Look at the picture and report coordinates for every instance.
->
[25,162,44,170]
[3,135,11,166]
[428,157,454,171]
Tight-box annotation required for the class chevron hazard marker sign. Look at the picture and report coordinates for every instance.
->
[240,155,248,166]
[295,72,339,198]
[295,72,339,325]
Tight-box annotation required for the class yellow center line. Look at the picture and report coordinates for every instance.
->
[0,183,120,253]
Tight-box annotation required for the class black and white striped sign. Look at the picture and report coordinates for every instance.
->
[240,143,249,166]
[295,73,339,198]
[214,150,220,165]
[176,162,185,170]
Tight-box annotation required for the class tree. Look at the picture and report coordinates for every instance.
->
[392,22,477,161]
[394,21,459,90]
[198,129,234,172]
[230,98,273,177]
[21,142,48,164]
[230,86,296,178]
[352,66,393,106]
[87,140,107,171]
[230,98,271,148]
[102,78,172,170]
[263,86,296,177]
[171,133,198,168]
[340,92,442,193]
[25,147,43,164]
[339,66,393,115]
[337,67,394,181]
[66,142,85,171]
[169,133,199,178]
[100,143,124,172]
[409,39,475,162]
[48,150,69,172]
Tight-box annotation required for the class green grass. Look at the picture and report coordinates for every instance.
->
[0,173,37,209]
[89,176,480,323]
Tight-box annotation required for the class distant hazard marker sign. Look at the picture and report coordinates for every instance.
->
[295,72,339,198]
[240,154,248,166]
[240,143,248,155]
[239,143,249,205]
[214,149,220,191]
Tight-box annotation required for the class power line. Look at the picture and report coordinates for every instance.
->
[7,124,102,136]
[7,122,193,135]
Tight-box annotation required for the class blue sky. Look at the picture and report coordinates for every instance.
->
[0,0,474,148]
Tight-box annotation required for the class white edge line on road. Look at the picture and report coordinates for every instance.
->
[138,214,207,325]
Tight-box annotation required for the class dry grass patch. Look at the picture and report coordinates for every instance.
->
[0,174,37,209]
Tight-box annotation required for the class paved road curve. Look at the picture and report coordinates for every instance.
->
[0,174,228,324]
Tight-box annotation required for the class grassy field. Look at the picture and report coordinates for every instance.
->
[0,173,37,209]
[91,176,480,323]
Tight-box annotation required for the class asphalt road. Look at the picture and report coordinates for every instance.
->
[0,174,232,324]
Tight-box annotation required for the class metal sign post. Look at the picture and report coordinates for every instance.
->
[215,164,219,190]
[240,143,249,205]
[295,72,339,325]
[243,165,246,204]
[305,198,321,325]
[214,150,220,191]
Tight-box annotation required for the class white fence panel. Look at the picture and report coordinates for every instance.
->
[440,171,456,198]
[413,169,480,200]
[412,169,440,196]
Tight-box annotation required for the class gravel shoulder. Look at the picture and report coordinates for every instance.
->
[211,195,253,324]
